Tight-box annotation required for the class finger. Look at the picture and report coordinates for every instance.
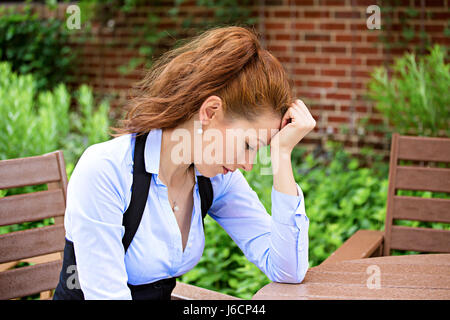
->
[295,99,313,118]
[280,107,293,128]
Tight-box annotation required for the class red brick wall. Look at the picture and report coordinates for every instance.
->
[19,1,450,158]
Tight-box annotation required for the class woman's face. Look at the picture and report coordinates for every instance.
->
[194,97,281,178]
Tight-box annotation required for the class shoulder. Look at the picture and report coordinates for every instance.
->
[76,134,133,172]
[208,169,248,200]
[70,134,134,189]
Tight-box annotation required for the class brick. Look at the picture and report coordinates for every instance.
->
[349,23,369,31]
[336,35,362,42]
[267,45,287,52]
[294,23,316,30]
[275,33,300,41]
[294,80,304,87]
[320,23,347,31]
[366,58,384,66]
[305,57,331,64]
[304,11,330,18]
[294,68,316,75]
[341,105,368,112]
[305,34,331,41]
[273,11,295,18]
[321,69,347,77]
[366,35,380,43]
[298,90,322,99]
[308,80,334,88]
[326,93,352,100]
[335,57,362,65]
[414,0,444,6]
[293,0,315,5]
[429,12,450,20]
[294,45,317,52]
[323,0,346,5]
[265,23,285,30]
[322,46,347,54]
[351,70,371,78]
[352,47,379,54]
[328,116,349,123]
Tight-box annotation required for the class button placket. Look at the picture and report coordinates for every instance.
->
[155,174,183,269]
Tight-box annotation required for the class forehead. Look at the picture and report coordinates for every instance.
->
[230,114,281,142]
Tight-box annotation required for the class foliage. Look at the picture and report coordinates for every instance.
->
[367,44,449,138]
[0,3,76,92]
[0,61,111,235]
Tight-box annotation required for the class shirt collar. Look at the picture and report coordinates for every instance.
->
[144,128,201,183]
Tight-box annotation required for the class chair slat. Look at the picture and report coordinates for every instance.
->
[0,153,60,189]
[0,224,65,264]
[395,166,450,193]
[393,196,450,223]
[397,135,450,163]
[0,260,62,300]
[390,226,450,253]
[0,189,65,226]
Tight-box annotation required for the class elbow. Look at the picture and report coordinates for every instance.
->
[268,264,308,284]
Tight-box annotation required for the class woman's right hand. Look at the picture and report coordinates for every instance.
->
[270,99,316,154]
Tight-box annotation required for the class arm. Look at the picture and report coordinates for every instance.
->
[208,170,310,284]
[65,145,132,299]
[206,99,316,283]
[271,99,317,196]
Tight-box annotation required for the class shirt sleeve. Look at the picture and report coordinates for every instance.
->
[64,145,132,299]
[207,170,309,284]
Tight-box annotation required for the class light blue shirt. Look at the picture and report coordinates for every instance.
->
[64,128,309,299]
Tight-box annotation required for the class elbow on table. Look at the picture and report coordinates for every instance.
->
[268,265,308,284]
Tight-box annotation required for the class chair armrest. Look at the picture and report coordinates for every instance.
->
[320,230,384,265]
[171,281,241,300]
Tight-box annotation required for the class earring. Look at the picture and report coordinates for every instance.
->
[197,123,203,134]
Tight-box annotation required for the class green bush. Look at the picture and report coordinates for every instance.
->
[0,4,76,92]
[367,44,449,138]
[0,61,111,234]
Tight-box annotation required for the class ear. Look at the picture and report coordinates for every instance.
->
[198,95,223,125]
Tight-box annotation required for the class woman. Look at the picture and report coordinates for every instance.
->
[54,26,316,300]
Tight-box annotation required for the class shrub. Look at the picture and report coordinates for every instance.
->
[0,4,76,92]
[0,61,111,234]
[367,44,449,138]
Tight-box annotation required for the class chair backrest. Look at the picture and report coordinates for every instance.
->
[0,151,67,300]
[383,133,450,256]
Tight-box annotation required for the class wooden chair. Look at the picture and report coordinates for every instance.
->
[0,150,238,300]
[0,151,67,299]
[322,133,450,265]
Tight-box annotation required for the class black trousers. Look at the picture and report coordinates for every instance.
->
[53,239,177,300]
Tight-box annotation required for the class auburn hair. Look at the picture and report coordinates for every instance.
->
[112,25,292,136]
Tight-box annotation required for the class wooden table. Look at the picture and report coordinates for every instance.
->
[252,254,450,300]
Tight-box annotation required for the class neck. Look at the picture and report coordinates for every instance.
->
[159,119,195,187]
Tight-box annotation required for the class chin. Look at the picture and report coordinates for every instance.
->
[196,165,230,178]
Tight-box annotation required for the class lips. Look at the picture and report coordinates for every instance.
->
[222,166,230,174]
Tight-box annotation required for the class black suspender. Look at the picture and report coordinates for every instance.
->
[122,132,214,253]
